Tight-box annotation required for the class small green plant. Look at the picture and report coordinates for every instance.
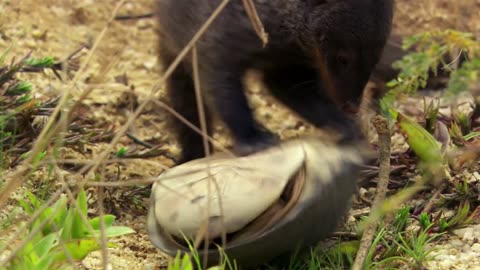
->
[454,111,472,135]
[393,224,443,269]
[363,208,410,269]
[448,57,480,96]
[380,30,480,122]
[168,252,195,270]
[0,50,58,170]
[6,189,135,269]
[116,147,128,157]
[347,206,444,269]
[164,236,239,270]
[310,247,351,270]
[450,121,467,146]
[364,228,405,270]
[418,212,433,229]
[388,30,478,96]
[423,98,440,134]
[440,200,472,231]
[396,111,450,186]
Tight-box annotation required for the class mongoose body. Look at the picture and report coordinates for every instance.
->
[156,0,394,163]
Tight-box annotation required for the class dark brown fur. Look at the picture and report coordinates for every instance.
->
[156,0,394,164]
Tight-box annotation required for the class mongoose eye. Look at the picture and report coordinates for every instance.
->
[336,53,350,68]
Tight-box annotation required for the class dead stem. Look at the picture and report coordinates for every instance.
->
[352,116,391,270]
[242,0,268,46]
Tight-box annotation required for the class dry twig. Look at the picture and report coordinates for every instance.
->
[114,13,154,21]
[352,116,391,270]
[242,0,268,46]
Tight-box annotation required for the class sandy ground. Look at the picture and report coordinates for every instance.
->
[0,0,479,269]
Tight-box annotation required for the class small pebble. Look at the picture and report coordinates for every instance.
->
[31,29,44,38]
[448,248,459,255]
[143,59,156,71]
[471,243,480,253]
[439,259,454,269]
[427,224,480,270]
[442,210,455,219]
[137,19,152,30]
[25,39,36,48]
[462,229,474,242]
[451,239,464,248]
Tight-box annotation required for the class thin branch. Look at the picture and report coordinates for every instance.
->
[352,116,392,270]
[192,45,229,267]
[126,132,154,148]
[114,13,154,21]
[242,0,268,46]
[152,99,235,157]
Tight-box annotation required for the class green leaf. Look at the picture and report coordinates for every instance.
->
[16,94,32,104]
[39,207,56,235]
[439,219,449,232]
[169,252,182,270]
[71,214,86,239]
[464,131,480,141]
[89,215,116,230]
[379,92,399,126]
[455,112,471,135]
[32,151,47,165]
[116,147,128,157]
[60,208,74,241]
[392,206,410,233]
[447,58,480,95]
[103,226,136,238]
[57,238,102,261]
[5,81,32,95]
[424,99,440,133]
[181,253,194,270]
[328,241,359,258]
[447,201,470,228]
[402,34,422,50]
[18,198,33,214]
[54,239,116,263]
[25,57,55,68]
[52,195,68,229]
[169,252,193,270]
[35,255,56,270]
[21,241,37,263]
[25,191,40,209]
[450,122,466,146]
[397,112,443,164]
[76,189,88,215]
[72,189,88,239]
[418,213,432,229]
[34,233,58,259]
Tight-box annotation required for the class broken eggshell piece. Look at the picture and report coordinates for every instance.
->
[147,138,366,268]
[150,141,306,240]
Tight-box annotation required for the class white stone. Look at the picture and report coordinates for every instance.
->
[471,243,480,253]
[451,239,464,248]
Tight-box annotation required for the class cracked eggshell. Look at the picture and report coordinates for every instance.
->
[150,142,306,239]
[147,138,367,269]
